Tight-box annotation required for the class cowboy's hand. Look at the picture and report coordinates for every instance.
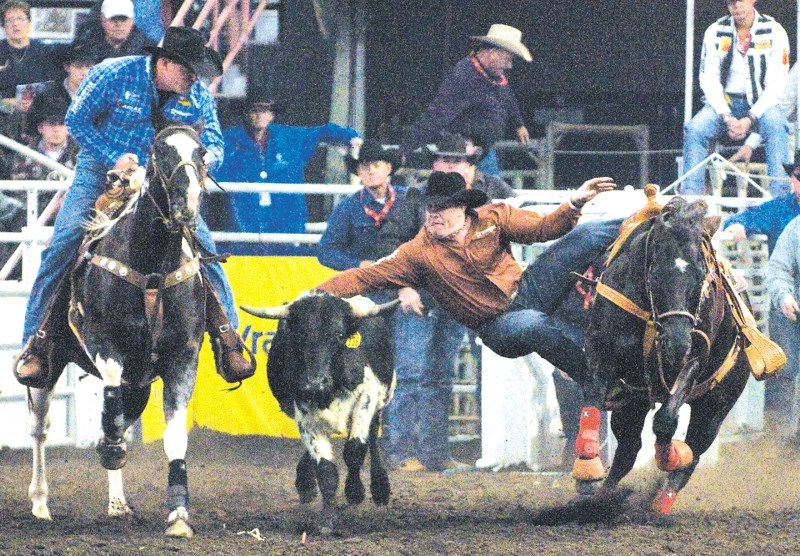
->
[398,287,425,316]
[570,177,616,208]
[725,223,747,241]
[358,259,374,268]
[729,144,753,163]
[780,295,800,321]
[516,126,530,144]
[113,153,139,171]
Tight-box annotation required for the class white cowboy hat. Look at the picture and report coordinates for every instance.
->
[471,24,532,62]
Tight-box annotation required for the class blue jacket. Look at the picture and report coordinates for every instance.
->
[215,123,358,254]
[66,56,223,172]
[724,193,800,254]
[318,185,407,271]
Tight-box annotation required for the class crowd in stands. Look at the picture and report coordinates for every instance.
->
[3,0,800,469]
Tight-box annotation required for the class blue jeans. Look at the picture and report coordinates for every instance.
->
[476,147,501,177]
[682,100,789,196]
[765,306,800,432]
[477,218,623,381]
[22,153,238,343]
[385,305,466,468]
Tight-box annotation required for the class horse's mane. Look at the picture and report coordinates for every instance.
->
[83,176,149,239]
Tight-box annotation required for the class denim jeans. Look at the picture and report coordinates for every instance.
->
[765,306,800,433]
[682,100,789,197]
[476,147,501,177]
[477,218,622,381]
[385,305,466,468]
[22,152,238,343]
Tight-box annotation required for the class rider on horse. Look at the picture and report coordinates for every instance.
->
[13,26,255,387]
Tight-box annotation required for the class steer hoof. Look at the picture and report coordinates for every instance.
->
[97,437,127,470]
[654,440,693,472]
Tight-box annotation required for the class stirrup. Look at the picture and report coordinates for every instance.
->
[12,333,50,389]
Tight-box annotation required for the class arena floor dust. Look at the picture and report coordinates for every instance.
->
[0,428,798,555]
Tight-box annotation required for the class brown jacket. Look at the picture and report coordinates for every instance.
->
[318,201,580,329]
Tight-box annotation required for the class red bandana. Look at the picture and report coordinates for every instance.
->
[470,56,508,87]
[361,185,395,227]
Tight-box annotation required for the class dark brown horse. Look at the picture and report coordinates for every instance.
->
[27,126,207,537]
[574,196,753,514]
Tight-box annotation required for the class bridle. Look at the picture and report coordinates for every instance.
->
[145,126,206,231]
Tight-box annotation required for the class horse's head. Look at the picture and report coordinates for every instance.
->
[149,126,206,232]
[646,198,720,372]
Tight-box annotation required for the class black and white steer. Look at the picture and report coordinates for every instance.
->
[241,291,398,508]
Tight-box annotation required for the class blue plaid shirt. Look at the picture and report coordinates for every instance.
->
[65,55,223,172]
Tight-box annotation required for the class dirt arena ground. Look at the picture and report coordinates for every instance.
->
[0,429,799,556]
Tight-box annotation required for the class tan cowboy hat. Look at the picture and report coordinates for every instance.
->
[471,24,532,62]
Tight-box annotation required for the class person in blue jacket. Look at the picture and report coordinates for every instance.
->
[214,92,361,255]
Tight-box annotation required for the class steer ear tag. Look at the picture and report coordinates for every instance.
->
[345,331,361,348]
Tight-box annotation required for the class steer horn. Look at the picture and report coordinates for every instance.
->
[240,304,290,320]
[346,296,401,318]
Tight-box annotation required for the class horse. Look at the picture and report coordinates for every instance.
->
[26,125,208,537]
[574,195,753,515]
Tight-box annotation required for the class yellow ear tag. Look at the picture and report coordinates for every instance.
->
[345,331,361,348]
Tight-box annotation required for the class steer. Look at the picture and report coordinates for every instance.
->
[241,291,398,509]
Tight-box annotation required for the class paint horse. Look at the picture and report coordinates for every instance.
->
[574,195,759,514]
[27,126,208,537]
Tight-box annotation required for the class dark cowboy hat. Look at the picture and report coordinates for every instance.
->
[783,152,800,176]
[244,89,283,115]
[425,171,488,210]
[63,42,102,66]
[345,139,403,175]
[144,26,223,81]
[29,94,70,131]
[431,132,484,164]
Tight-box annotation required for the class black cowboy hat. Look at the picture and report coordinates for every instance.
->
[63,42,102,66]
[783,151,800,176]
[29,94,70,131]
[345,139,402,175]
[431,132,484,164]
[144,26,223,81]
[425,171,488,210]
[244,89,283,115]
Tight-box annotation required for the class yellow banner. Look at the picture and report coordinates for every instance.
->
[141,256,338,442]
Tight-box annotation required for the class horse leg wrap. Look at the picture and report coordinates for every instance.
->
[101,386,125,441]
[652,487,678,515]
[654,440,693,472]
[575,407,602,459]
[167,459,189,510]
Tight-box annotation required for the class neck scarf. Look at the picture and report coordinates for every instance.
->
[361,184,395,227]
[470,56,508,87]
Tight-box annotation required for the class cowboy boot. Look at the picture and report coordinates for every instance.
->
[13,331,50,388]
[205,281,256,383]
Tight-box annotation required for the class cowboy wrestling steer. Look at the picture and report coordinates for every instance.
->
[242,291,398,507]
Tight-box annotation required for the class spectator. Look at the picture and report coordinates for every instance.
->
[400,24,531,177]
[739,153,800,438]
[74,0,156,62]
[0,0,62,100]
[213,92,361,255]
[372,169,475,472]
[765,212,800,444]
[27,43,101,140]
[682,0,790,196]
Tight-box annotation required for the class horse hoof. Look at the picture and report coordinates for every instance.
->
[575,479,601,496]
[654,441,693,472]
[108,498,133,518]
[165,518,194,538]
[97,437,127,470]
[31,501,52,521]
[165,507,194,538]
[572,456,605,481]
[298,488,318,504]
[652,487,678,514]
